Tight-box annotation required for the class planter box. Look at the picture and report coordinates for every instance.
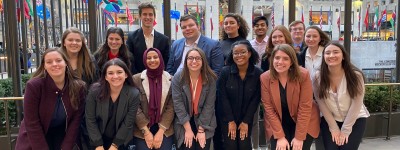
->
[364,112,400,138]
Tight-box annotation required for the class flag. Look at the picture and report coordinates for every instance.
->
[328,6,332,32]
[210,6,214,31]
[319,6,323,28]
[26,0,34,16]
[126,3,134,25]
[281,5,284,25]
[175,21,178,33]
[185,2,188,15]
[0,0,3,12]
[301,6,304,23]
[309,6,313,25]
[114,13,118,26]
[390,9,396,27]
[271,3,275,28]
[358,6,361,30]
[196,2,200,25]
[201,7,205,31]
[337,6,341,30]
[378,9,387,27]
[374,7,379,29]
[219,7,223,26]
[364,5,370,30]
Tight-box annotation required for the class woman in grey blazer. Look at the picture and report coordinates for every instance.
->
[85,58,140,150]
[172,48,218,150]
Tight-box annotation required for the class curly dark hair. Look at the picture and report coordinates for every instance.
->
[226,40,260,66]
[222,13,249,40]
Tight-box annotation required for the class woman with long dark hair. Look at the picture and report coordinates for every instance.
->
[172,48,218,150]
[132,48,175,149]
[85,58,140,150]
[313,42,369,150]
[15,48,86,150]
[94,27,133,73]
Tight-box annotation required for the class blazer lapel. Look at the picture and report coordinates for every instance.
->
[198,83,209,110]
[182,84,192,115]
[116,85,128,128]
[270,79,282,119]
[101,97,110,132]
[153,31,160,48]
[286,80,296,117]
[196,36,206,50]
[141,71,151,102]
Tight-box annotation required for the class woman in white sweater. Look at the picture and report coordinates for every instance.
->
[313,42,369,150]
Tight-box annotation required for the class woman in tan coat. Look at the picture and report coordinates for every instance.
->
[260,44,320,150]
[132,48,175,150]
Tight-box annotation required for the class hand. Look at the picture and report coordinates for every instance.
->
[95,146,105,150]
[108,144,118,150]
[276,137,290,150]
[238,122,248,140]
[184,129,195,148]
[196,131,207,148]
[153,129,165,149]
[290,138,303,150]
[337,132,349,146]
[228,121,237,140]
[330,130,341,145]
[143,129,154,149]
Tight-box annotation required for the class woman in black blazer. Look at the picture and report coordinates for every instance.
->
[85,58,140,150]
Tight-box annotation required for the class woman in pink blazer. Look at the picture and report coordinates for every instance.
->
[260,44,320,150]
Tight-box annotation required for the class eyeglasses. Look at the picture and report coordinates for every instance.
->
[187,56,202,62]
[233,51,248,57]
[291,27,304,31]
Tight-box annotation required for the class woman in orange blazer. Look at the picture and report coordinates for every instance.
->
[260,44,320,150]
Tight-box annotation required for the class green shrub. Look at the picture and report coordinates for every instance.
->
[0,74,32,135]
[364,85,400,113]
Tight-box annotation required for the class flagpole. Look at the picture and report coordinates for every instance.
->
[175,1,177,41]
[385,5,388,41]
[359,6,361,38]
[395,5,397,40]
[210,6,213,39]
[126,1,129,33]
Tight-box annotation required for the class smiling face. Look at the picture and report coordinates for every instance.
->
[140,8,155,28]
[223,17,240,37]
[146,51,160,70]
[305,28,321,48]
[232,44,250,67]
[271,30,287,46]
[181,18,200,41]
[44,51,67,80]
[64,33,83,55]
[107,33,123,52]
[273,50,292,75]
[324,44,344,68]
[290,23,305,43]
[186,51,203,73]
[105,65,128,88]
[253,20,268,37]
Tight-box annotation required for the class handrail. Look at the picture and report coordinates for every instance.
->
[1,83,400,148]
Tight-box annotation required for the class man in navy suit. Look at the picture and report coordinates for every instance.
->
[127,2,170,74]
[167,14,223,75]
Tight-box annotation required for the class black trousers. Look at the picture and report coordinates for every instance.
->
[179,116,211,150]
[270,134,314,150]
[320,117,366,150]
[221,122,253,150]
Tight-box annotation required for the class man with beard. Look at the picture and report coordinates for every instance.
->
[127,2,170,74]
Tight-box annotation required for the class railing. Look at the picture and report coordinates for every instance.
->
[1,83,400,149]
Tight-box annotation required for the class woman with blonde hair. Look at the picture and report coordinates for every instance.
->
[260,44,320,150]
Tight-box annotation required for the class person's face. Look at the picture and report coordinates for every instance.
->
[180,19,200,40]
[273,50,292,75]
[64,33,83,55]
[324,45,344,67]
[107,33,123,51]
[305,29,321,48]
[290,23,305,42]
[146,51,160,70]
[253,20,268,37]
[186,51,202,73]
[232,44,251,67]
[223,17,240,36]
[271,30,287,46]
[44,51,66,79]
[105,65,128,88]
[140,8,155,28]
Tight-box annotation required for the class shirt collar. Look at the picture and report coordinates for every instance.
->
[185,35,201,47]
[253,36,269,44]
[143,29,155,37]
[293,42,303,48]
[306,46,324,57]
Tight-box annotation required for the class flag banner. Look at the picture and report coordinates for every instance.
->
[390,8,396,27]
[337,6,341,30]
[126,3,134,25]
[364,5,370,30]
[281,5,284,25]
[378,9,387,27]
[319,6,322,28]
[271,3,275,28]
[309,5,312,25]
[301,6,304,23]
[210,6,213,31]
[374,6,379,29]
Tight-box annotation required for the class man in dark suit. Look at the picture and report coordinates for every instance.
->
[289,20,307,53]
[127,2,170,74]
[166,15,223,75]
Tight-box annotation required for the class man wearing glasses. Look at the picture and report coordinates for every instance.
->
[289,20,306,53]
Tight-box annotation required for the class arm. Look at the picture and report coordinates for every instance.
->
[294,71,313,141]
[312,73,340,133]
[171,74,190,125]
[260,74,285,139]
[23,81,49,149]
[340,73,365,136]
[218,68,235,123]
[85,89,104,146]
[242,75,261,124]
[210,42,224,76]
[159,90,174,131]
[61,88,86,150]
[197,79,217,131]
[114,88,140,146]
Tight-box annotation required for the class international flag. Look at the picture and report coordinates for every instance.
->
[364,5,370,30]
[337,6,341,30]
[309,6,313,25]
[271,3,275,28]
[282,5,284,25]
[358,6,361,30]
[196,2,200,25]
[185,2,188,15]
[126,3,134,25]
[319,6,323,28]
[301,6,304,23]
[328,6,332,32]
[390,9,396,27]
[210,6,214,31]
[374,7,379,29]
[378,9,387,27]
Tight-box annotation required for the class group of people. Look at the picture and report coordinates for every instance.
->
[14,2,370,150]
